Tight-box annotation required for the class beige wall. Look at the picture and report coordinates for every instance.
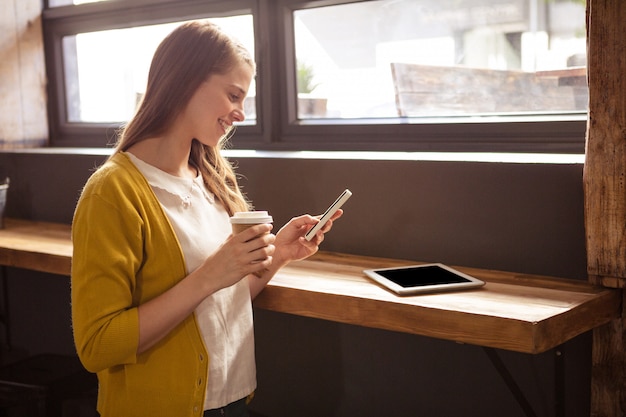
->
[0,0,48,148]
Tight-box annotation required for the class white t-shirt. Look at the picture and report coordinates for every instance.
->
[126,152,256,410]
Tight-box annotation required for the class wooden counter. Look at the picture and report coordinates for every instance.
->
[256,252,621,353]
[0,218,72,276]
[0,219,621,354]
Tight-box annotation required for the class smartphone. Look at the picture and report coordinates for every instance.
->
[304,189,352,241]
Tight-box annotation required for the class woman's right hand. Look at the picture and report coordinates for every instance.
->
[136,223,274,354]
[197,223,276,294]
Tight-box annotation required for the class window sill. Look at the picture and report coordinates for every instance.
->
[0,147,584,164]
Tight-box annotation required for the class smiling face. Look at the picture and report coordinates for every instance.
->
[177,63,254,147]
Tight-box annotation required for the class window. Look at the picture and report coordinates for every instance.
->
[62,17,255,123]
[293,0,587,119]
[43,0,258,146]
[43,0,587,152]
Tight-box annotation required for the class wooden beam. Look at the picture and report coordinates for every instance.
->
[585,2,626,285]
[584,0,626,416]
[0,0,48,148]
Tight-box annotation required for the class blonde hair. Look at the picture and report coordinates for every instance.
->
[113,21,254,215]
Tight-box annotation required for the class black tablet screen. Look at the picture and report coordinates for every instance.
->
[375,265,471,288]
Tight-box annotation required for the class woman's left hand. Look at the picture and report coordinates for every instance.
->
[247,210,344,299]
[273,209,344,265]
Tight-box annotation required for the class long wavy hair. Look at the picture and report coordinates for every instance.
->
[112,21,254,215]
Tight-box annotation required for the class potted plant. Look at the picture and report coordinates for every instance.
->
[297,60,327,117]
[0,177,9,229]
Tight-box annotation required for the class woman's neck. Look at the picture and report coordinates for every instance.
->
[126,136,196,179]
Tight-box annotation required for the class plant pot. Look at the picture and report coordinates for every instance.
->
[0,179,9,229]
[298,96,328,118]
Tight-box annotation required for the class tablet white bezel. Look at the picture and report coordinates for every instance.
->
[363,263,485,296]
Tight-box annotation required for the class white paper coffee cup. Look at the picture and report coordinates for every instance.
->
[230,211,273,277]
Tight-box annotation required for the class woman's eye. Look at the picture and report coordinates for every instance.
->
[230,93,240,102]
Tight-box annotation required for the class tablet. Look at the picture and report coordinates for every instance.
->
[363,263,485,296]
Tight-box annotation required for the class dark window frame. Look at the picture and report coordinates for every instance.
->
[43,0,588,153]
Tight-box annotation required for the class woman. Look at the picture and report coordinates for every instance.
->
[71,21,341,417]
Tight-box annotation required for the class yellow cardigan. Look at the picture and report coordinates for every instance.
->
[72,152,209,417]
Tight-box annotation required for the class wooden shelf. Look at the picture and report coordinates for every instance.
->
[0,219,620,354]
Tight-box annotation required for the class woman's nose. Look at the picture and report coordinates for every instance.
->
[232,108,245,122]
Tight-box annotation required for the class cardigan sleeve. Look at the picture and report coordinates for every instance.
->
[71,181,143,373]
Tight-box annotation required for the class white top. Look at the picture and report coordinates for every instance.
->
[126,152,256,410]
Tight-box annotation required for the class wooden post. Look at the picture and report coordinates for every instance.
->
[584,1,626,416]
[0,0,48,148]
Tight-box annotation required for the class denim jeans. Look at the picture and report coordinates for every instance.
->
[203,397,249,417]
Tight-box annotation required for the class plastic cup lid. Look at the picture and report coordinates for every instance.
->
[230,211,273,224]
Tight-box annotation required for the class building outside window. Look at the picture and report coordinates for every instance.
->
[61,16,255,124]
[293,0,587,120]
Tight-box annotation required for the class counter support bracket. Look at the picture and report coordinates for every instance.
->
[0,266,11,354]
[484,346,565,417]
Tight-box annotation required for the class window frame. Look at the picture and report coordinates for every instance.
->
[43,0,588,153]
[43,0,265,147]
